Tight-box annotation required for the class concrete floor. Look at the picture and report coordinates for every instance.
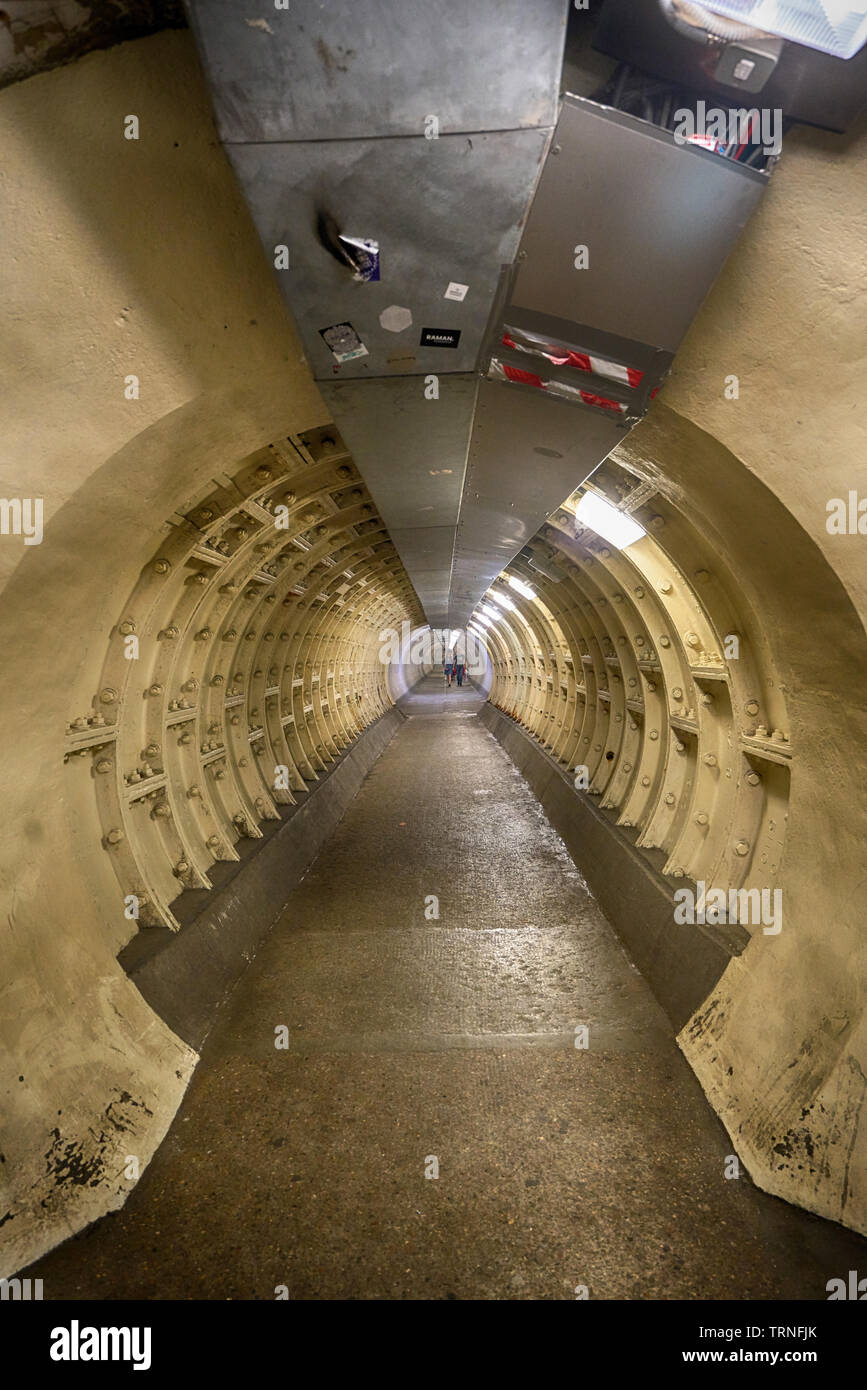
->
[28,676,866,1299]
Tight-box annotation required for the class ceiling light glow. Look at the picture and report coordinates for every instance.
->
[704,1,867,60]
[575,492,646,549]
[506,574,536,599]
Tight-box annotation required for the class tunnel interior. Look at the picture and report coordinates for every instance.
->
[1,0,866,1301]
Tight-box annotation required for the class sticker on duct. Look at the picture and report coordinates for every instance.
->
[339,235,380,283]
[319,322,369,364]
[420,327,461,349]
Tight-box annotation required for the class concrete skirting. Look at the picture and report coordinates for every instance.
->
[479,702,735,1031]
[122,707,405,1050]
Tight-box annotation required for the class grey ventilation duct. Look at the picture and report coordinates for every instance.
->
[188,2,770,632]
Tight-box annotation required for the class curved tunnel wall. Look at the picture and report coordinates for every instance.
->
[475,416,867,1235]
[0,28,865,1274]
[0,32,421,1275]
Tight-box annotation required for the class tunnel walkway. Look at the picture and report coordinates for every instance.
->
[29,676,865,1299]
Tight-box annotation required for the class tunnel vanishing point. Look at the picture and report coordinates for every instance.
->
[1,1,866,1302]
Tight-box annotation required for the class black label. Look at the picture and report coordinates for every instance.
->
[420,327,461,349]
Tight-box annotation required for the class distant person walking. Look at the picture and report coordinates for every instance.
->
[455,658,466,687]
[444,655,454,687]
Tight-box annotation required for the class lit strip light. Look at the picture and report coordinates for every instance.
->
[506,574,535,599]
[575,492,647,549]
[472,611,494,627]
[705,1,867,60]
[488,589,517,611]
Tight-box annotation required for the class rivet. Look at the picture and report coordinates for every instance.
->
[106,829,124,845]
[665,793,676,806]
[703,753,717,766]
[118,619,136,636]
[641,775,651,787]
[99,688,118,705]
[695,812,709,826]
[148,684,163,698]
[153,558,171,575]
[745,771,761,786]
[734,840,750,857]
[745,700,759,717]
[95,758,113,774]
[649,730,659,740]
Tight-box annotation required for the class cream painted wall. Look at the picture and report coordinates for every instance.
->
[1,23,865,1274]
[0,31,331,1275]
[635,117,867,1231]
[663,117,867,627]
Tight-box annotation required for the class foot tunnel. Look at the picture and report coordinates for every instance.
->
[1,0,866,1305]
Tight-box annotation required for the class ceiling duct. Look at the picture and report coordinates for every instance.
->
[188,3,772,633]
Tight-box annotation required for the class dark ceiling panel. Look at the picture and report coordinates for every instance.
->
[228,131,550,380]
[188,0,569,142]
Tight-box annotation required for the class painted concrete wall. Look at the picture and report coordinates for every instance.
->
[482,119,867,1233]
[0,30,416,1275]
[648,119,867,1235]
[1,26,865,1276]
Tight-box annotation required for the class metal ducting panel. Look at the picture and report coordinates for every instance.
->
[227,131,550,380]
[509,95,768,355]
[387,525,457,630]
[320,376,477,628]
[448,379,624,626]
[320,377,476,529]
[188,0,569,142]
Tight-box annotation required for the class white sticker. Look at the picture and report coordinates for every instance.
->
[444,282,469,302]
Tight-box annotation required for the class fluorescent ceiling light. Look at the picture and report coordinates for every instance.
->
[506,574,536,599]
[480,603,502,620]
[489,589,517,611]
[473,612,494,628]
[705,1,867,58]
[576,492,646,549]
